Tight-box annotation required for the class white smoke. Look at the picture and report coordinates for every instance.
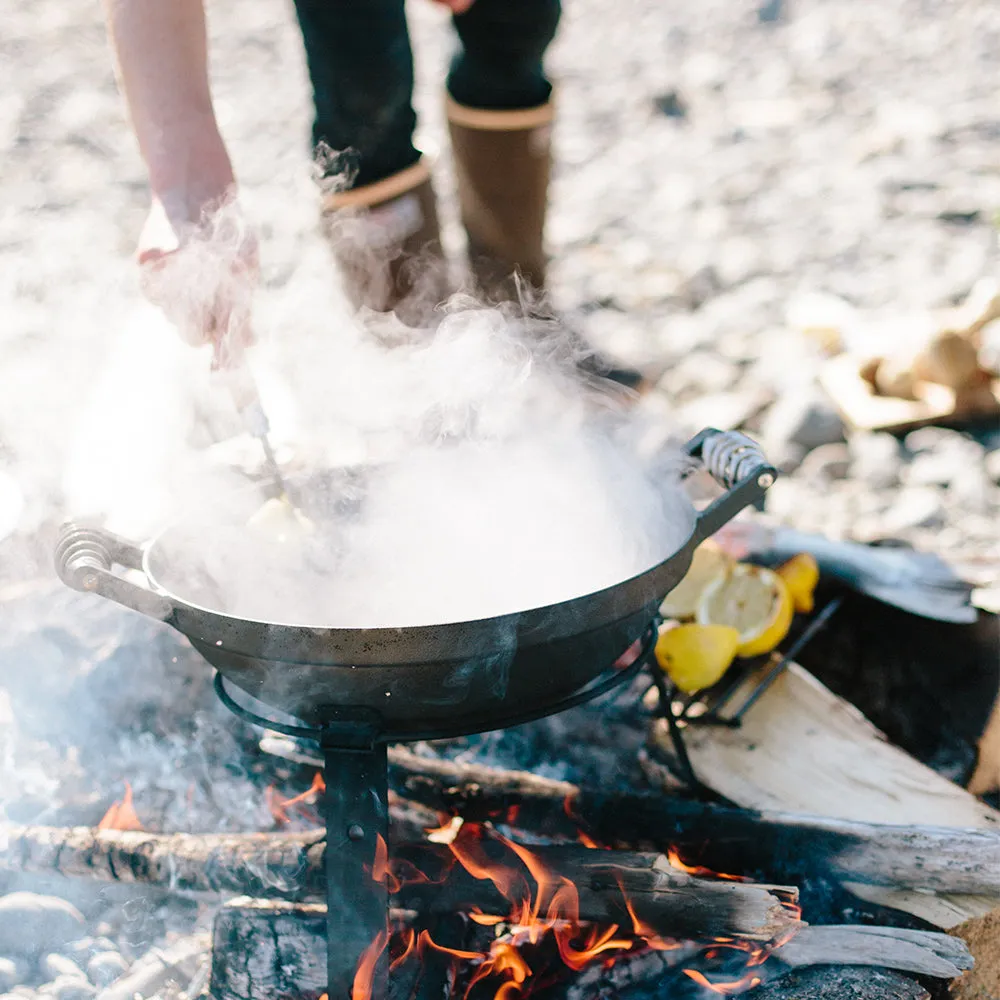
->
[61,205,696,630]
[124,305,694,627]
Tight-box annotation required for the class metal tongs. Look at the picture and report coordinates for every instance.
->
[213,352,320,554]
[220,361,292,502]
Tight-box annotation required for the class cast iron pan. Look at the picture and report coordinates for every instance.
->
[55,429,775,733]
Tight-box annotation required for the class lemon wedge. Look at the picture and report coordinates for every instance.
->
[777,552,820,614]
[659,541,733,620]
[655,623,741,693]
[696,564,793,658]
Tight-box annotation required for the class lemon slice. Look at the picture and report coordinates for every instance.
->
[655,623,741,694]
[659,541,733,620]
[776,552,819,613]
[696,564,793,658]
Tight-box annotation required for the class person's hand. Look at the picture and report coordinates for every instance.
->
[137,188,259,368]
[426,0,476,13]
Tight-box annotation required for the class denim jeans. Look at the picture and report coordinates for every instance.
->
[290,0,561,188]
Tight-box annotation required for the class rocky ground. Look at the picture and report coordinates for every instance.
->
[2,0,999,592]
[2,0,1000,996]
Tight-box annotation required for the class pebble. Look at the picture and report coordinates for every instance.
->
[60,940,117,966]
[658,350,739,397]
[761,387,846,456]
[880,486,946,533]
[41,955,86,983]
[796,442,851,482]
[652,88,687,119]
[38,975,96,1000]
[0,895,86,958]
[904,426,982,457]
[85,953,128,989]
[906,451,967,488]
[849,432,903,489]
[762,477,805,521]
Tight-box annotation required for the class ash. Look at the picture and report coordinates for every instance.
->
[418,674,654,789]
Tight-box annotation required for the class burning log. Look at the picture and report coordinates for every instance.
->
[386,748,1000,896]
[208,900,970,1000]
[0,824,797,939]
[392,841,798,941]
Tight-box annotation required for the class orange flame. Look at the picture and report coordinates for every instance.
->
[371,834,399,892]
[556,924,634,971]
[417,929,487,963]
[683,969,764,994]
[561,793,603,849]
[349,821,788,1000]
[449,823,527,903]
[267,771,325,826]
[389,928,416,973]
[619,880,681,952]
[351,928,389,1000]
[98,782,143,832]
[667,847,745,882]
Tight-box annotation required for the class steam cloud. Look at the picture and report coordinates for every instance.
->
[63,206,696,629]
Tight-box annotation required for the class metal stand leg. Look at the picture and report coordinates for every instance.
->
[323,741,389,1000]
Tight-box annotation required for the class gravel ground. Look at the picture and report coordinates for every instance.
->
[2,0,999,591]
[1,0,999,995]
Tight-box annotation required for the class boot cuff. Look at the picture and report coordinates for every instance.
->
[323,156,431,212]
[445,95,554,132]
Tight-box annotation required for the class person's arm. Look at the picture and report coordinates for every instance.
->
[103,0,256,359]
[103,0,234,228]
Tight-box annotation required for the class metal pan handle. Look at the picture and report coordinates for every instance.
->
[683,429,777,540]
[54,523,174,621]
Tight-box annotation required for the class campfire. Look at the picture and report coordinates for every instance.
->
[0,430,991,1000]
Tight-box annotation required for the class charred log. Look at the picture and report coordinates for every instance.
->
[392,842,798,941]
[0,824,797,939]
[208,901,969,1000]
[388,747,1000,895]
[0,823,328,899]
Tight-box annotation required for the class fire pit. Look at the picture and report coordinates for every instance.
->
[54,428,776,999]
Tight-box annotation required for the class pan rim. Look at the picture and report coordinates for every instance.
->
[140,468,700,635]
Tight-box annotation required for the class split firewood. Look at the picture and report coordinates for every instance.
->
[650,661,1000,929]
[207,899,970,1000]
[0,824,798,940]
[774,925,972,979]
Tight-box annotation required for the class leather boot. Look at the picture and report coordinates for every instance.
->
[321,157,448,327]
[447,97,645,391]
[446,97,552,302]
